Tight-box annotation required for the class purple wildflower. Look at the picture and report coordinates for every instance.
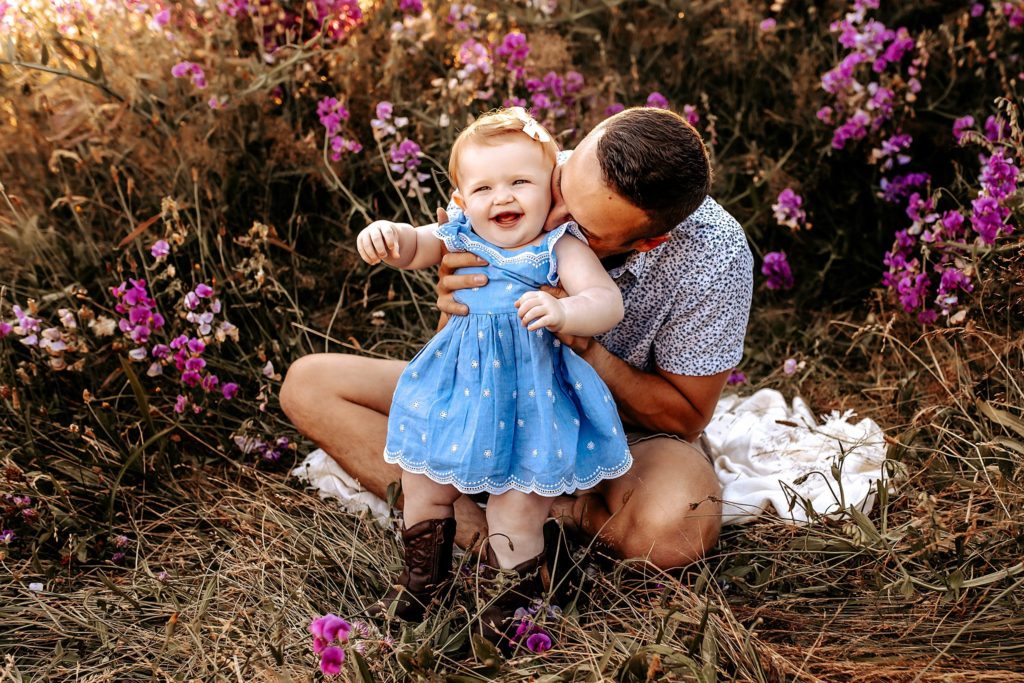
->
[496,32,529,78]
[174,395,188,414]
[971,3,985,17]
[0,530,14,544]
[221,382,240,400]
[759,17,777,31]
[984,115,1008,142]
[111,551,126,564]
[604,102,625,116]
[979,148,1019,200]
[170,61,207,89]
[645,91,669,109]
[398,0,422,15]
[727,370,747,385]
[682,104,700,127]
[953,115,975,143]
[761,251,795,290]
[526,631,553,653]
[388,139,422,172]
[320,646,345,675]
[151,240,170,260]
[0,322,11,338]
[970,195,1011,244]
[783,358,798,375]
[772,189,807,230]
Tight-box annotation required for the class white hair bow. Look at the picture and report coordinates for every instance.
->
[510,106,551,143]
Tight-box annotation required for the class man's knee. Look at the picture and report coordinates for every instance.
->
[617,498,720,569]
[279,354,323,422]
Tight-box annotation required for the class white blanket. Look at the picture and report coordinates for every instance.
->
[291,389,888,527]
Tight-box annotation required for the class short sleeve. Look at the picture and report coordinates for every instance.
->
[432,206,470,252]
[542,224,575,286]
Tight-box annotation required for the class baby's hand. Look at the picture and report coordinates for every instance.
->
[515,290,566,332]
[357,221,401,265]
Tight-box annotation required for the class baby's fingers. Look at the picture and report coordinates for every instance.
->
[519,303,548,327]
[381,226,400,257]
[526,313,555,331]
[368,229,390,259]
[357,234,379,264]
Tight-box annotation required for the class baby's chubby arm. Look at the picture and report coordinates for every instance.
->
[356,220,443,270]
[516,235,623,336]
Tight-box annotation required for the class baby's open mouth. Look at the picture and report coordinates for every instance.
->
[492,211,522,227]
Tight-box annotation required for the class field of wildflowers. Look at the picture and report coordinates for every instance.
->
[1,0,1022,680]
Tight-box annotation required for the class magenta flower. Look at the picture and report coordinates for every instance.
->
[221,382,240,400]
[319,646,345,675]
[0,530,14,544]
[173,394,188,414]
[761,251,795,290]
[171,61,207,89]
[312,636,329,654]
[952,115,975,143]
[759,17,777,31]
[322,614,351,642]
[727,370,747,385]
[772,189,806,230]
[783,358,798,375]
[984,115,1008,142]
[151,8,170,26]
[682,104,700,127]
[151,240,170,260]
[971,3,985,17]
[604,102,625,116]
[111,551,126,564]
[398,0,422,15]
[526,631,552,653]
[0,322,11,338]
[645,91,669,109]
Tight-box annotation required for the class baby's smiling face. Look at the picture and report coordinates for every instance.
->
[453,135,554,250]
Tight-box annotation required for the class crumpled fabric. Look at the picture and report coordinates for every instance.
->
[292,389,888,527]
[705,389,887,525]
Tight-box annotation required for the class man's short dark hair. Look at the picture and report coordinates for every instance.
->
[596,107,712,238]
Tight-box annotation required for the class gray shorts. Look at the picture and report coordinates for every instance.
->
[625,430,715,466]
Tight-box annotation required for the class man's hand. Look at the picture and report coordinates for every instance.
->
[538,285,594,354]
[516,290,567,332]
[356,221,403,264]
[434,206,489,326]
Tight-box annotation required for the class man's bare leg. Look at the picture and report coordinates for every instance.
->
[550,437,722,569]
[279,353,487,550]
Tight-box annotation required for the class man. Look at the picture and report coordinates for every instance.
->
[281,107,753,570]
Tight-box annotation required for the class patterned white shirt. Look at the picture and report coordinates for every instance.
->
[595,195,753,376]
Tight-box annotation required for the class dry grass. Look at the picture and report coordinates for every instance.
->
[3,298,1023,681]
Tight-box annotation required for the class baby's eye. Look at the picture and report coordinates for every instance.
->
[474,185,490,193]
[513,179,530,185]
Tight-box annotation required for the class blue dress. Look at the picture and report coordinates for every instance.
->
[383,210,632,496]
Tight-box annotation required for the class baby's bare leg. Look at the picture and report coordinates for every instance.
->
[401,472,461,526]
[485,490,552,568]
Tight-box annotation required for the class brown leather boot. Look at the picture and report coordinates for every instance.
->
[475,542,550,652]
[372,517,456,621]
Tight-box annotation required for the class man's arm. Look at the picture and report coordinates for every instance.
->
[573,338,729,440]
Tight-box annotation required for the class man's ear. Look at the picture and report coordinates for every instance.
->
[631,234,670,253]
[451,190,466,209]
